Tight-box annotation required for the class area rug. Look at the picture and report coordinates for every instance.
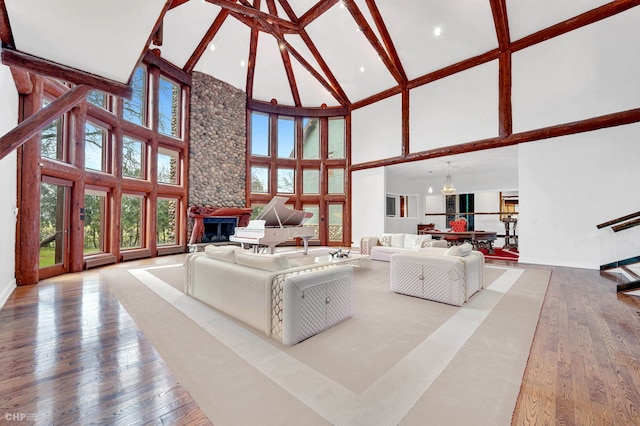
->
[479,247,519,261]
[101,255,550,426]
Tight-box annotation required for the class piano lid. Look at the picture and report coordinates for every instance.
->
[256,196,313,227]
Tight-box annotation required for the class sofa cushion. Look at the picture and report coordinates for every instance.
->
[423,240,448,248]
[389,233,405,248]
[234,250,290,271]
[204,244,238,263]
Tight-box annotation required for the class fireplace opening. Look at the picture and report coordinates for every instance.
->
[202,217,238,243]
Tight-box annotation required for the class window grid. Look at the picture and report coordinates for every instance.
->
[32,62,188,276]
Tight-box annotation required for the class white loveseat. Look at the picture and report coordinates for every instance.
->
[184,245,354,345]
[360,233,448,261]
[390,244,484,306]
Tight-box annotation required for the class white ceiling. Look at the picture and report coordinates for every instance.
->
[3,0,629,188]
[6,0,616,107]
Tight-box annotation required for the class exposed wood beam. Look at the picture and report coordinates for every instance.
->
[206,0,299,32]
[133,0,174,82]
[299,0,339,28]
[183,9,231,74]
[266,0,301,106]
[245,24,259,100]
[1,48,132,98]
[401,88,409,157]
[169,0,191,9]
[277,0,350,106]
[408,49,501,90]
[352,49,501,111]
[153,22,164,46]
[0,84,92,160]
[350,84,402,110]
[0,0,14,47]
[511,0,640,52]
[489,0,510,51]
[364,0,407,82]
[144,51,191,85]
[248,98,348,116]
[498,51,512,137]
[352,107,640,171]
[248,6,349,106]
[273,32,349,106]
[10,67,32,94]
[342,0,406,84]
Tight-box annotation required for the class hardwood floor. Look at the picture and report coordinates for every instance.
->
[1,256,639,425]
[0,260,211,425]
[511,263,640,425]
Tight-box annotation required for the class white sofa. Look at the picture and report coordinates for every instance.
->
[390,244,484,306]
[184,245,354,345]
[360,233,448,261]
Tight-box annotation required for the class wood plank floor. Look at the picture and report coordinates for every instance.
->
[1,256,640,425]
[0,261,211,425]
[511,262,640,425]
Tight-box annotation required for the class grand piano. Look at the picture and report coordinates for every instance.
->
[230,196,315,254]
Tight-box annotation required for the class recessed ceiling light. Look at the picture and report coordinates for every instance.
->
[434,27,442,37]
[340,1,345,8]
[209,43,215,51]
[359,66,365,72]
[240,60,246,67]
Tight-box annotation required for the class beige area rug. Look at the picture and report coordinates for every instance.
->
[101,252,550,426]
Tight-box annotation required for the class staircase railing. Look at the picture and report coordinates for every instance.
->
[596,211,640,231]
[597,211,640,291]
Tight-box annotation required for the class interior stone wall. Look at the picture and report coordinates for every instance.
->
[188,72,247,239]
[189,71,247,207]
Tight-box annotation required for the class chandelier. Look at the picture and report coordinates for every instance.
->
[441,162,456,195]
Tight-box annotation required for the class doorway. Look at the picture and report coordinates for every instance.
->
[39,177,71,278]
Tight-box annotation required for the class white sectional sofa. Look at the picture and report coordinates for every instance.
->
[184,245,354,345]
[390,244,485,306]
[360,233,448,261]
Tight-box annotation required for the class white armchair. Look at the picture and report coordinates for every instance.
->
[390,245,484,306]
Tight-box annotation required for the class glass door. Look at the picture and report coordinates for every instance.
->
[39,177,71,278]
[326,202,344,247]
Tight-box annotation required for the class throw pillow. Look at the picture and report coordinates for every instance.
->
[234,250,290,271]
[458,242,473,257]
[204,245,239,263]
[444,246,461,257]
[417,235,433,248]
[378,234,392,247]
[404,234,420,249]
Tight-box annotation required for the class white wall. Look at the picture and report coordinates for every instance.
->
[0,65,18,307]
[518,123,640,269]
[512,8,640,132]
[409,60,499,152]
[351,94,402,164]
[351,167,385,247]
[385,174,425,234]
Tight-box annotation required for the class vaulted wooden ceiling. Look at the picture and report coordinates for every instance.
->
[2,0,637,110]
